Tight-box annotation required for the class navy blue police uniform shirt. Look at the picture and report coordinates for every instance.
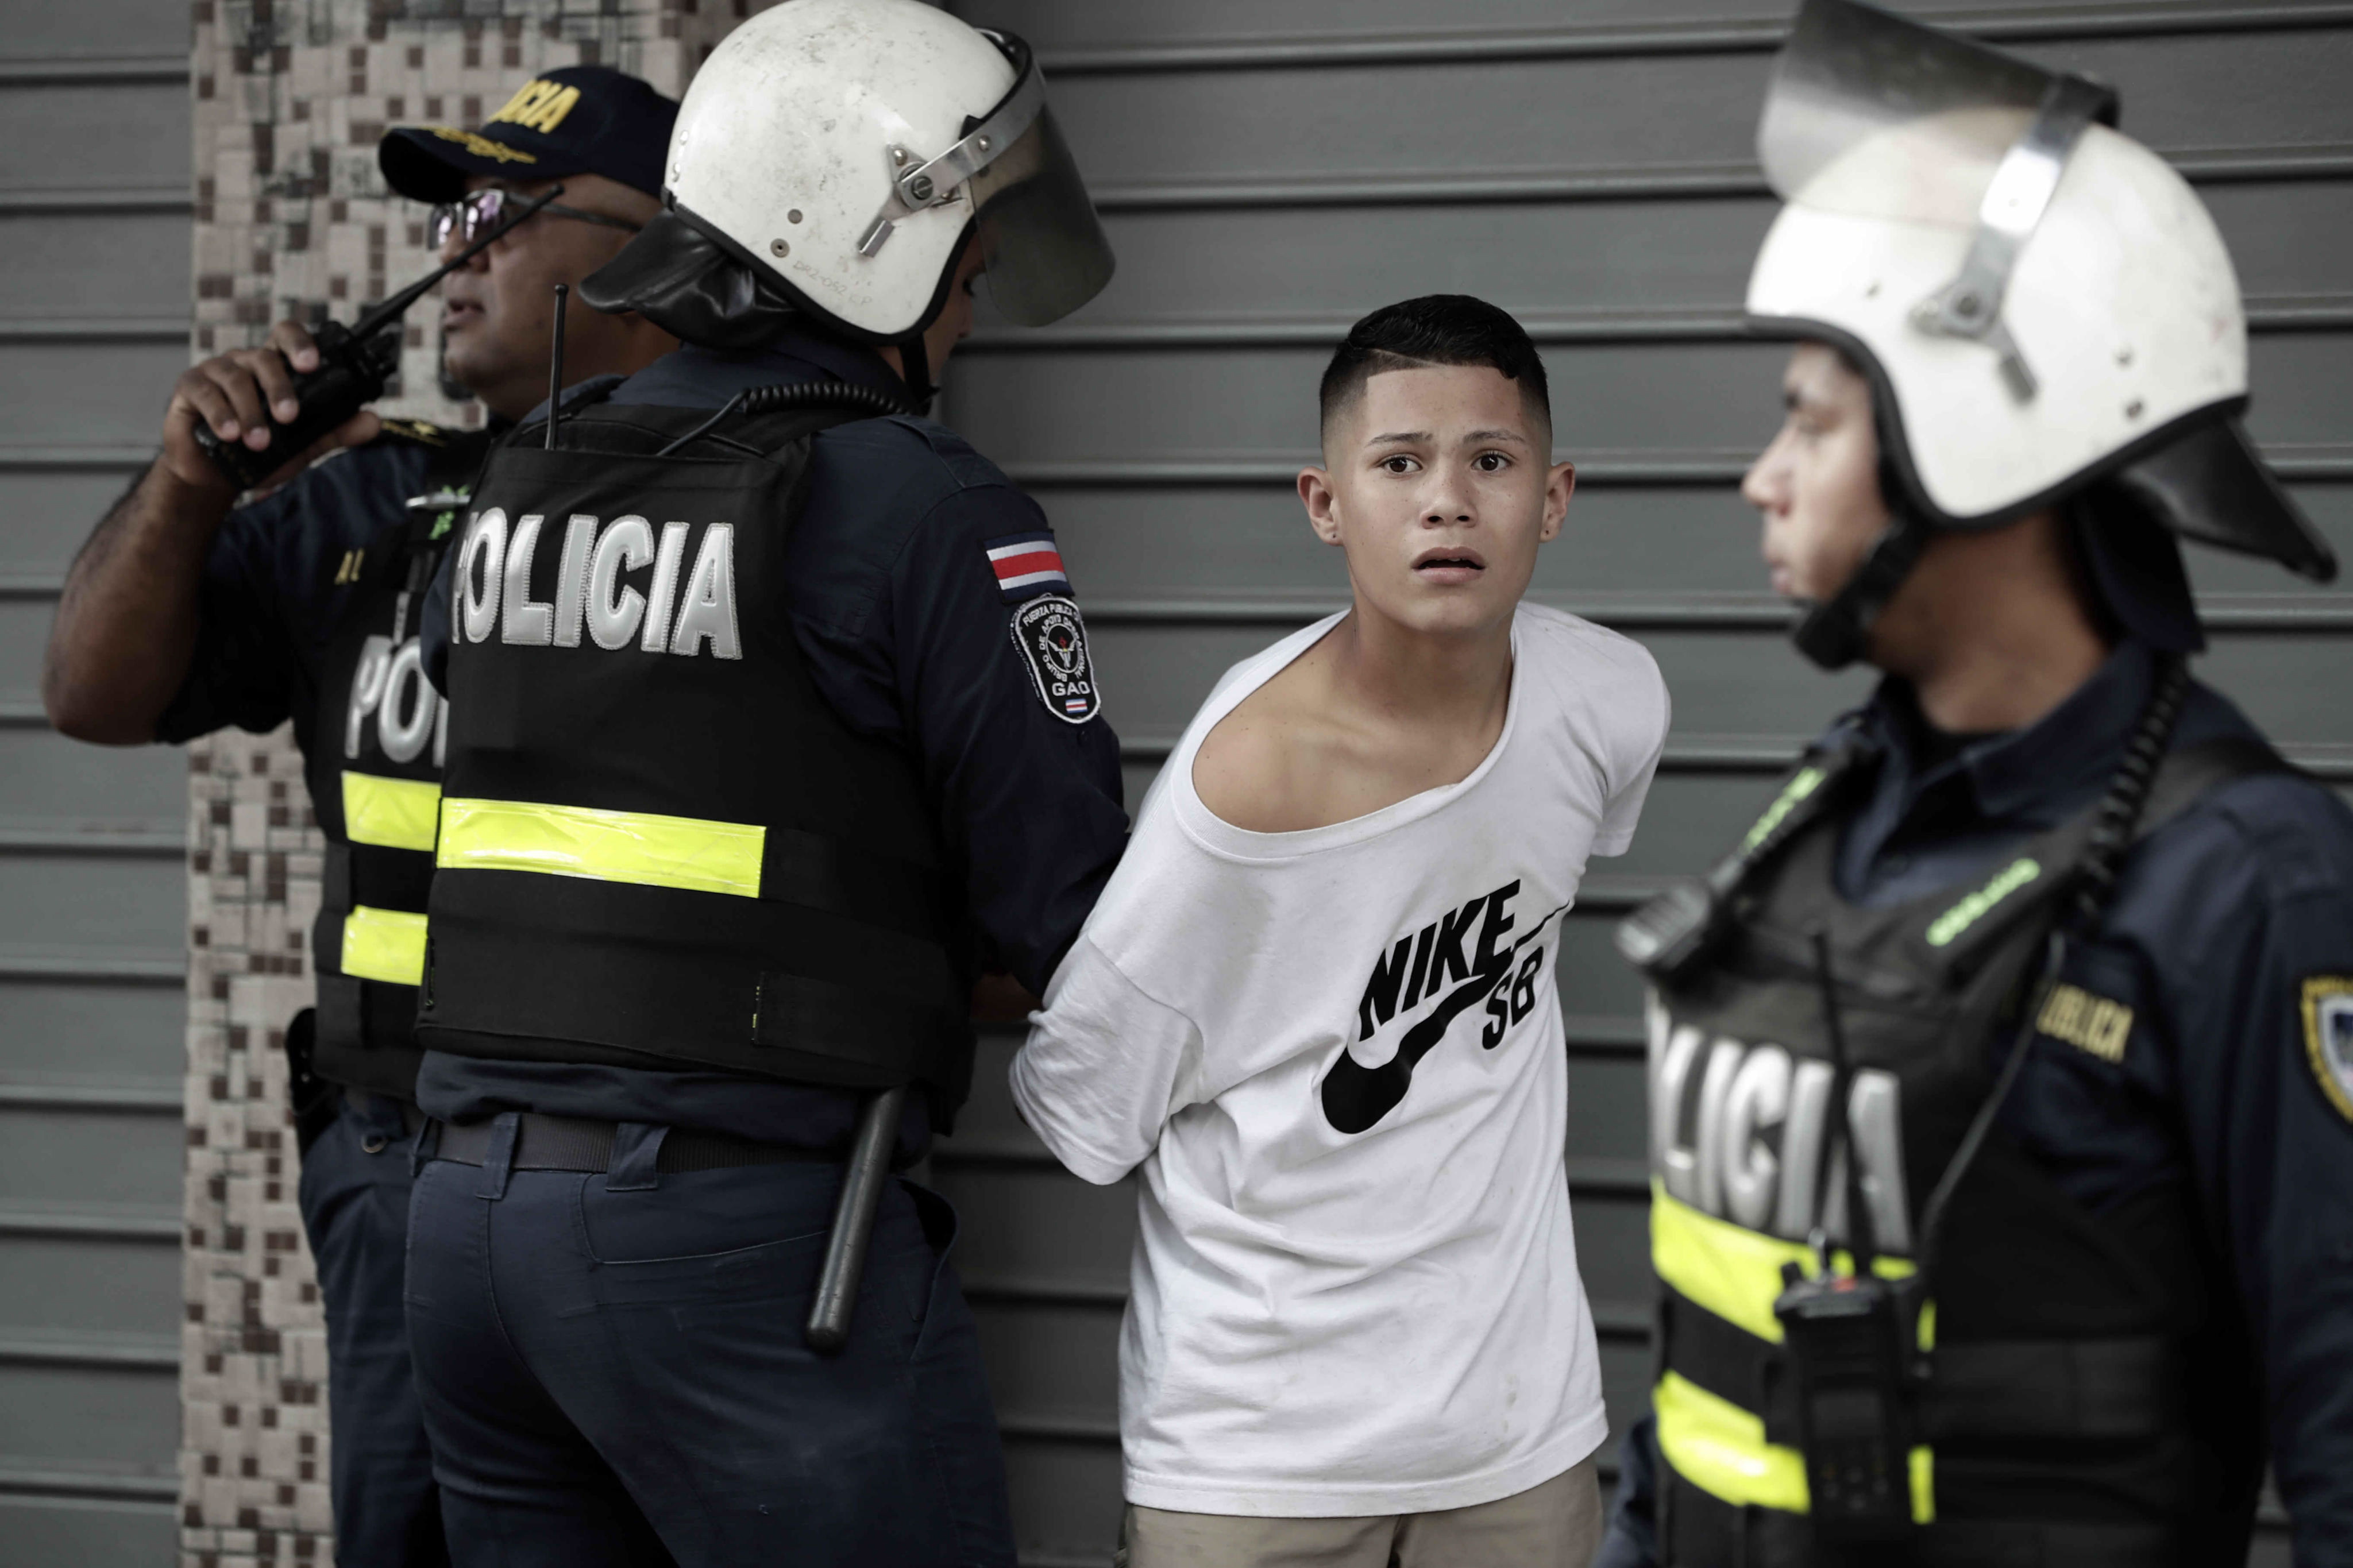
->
[413,325,1129,1156]
[154,438,437,748]
[1603,639,2353,1566]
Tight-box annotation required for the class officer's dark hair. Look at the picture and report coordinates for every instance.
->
[1318,295,1552,441]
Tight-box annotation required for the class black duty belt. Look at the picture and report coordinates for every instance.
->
[431,1111,831,1174]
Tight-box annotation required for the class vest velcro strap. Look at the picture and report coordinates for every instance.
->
[419,871,967,1090]
[439,797,766,897]
[1917,1337,2180,1442]
[1656,1368,1814,1514]
[751,971,961,1083]
[344,771,442,852]
[310,974,427,1100]
[760,826,950,939]
[437,798,947,934]
[341,906,429,987]
[1666,1285,2178,1444]
[320,840,437,921]
[1665,1470,2177,1568]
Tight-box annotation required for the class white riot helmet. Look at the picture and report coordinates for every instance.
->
[1748,0,2334,668]
[581,0,1113,396]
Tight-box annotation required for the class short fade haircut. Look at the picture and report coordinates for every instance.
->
[1318,294,1551,438]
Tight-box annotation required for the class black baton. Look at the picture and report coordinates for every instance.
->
[805,1084,907,1354]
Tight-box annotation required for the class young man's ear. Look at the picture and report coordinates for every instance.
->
[1539,459,1577,544]
[1298,466,1344,547]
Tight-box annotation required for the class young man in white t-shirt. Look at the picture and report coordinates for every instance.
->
[1013,295,1671,1567]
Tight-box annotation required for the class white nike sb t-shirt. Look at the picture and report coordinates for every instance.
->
[1011,603,1669,1517]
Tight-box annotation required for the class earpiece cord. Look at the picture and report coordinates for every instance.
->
[1912,656,2189,1283]
[650,380,916,459]
[1808,926,1878,1273]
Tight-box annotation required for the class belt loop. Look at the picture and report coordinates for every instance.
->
[410,1115,442,1177]
[364,1091,408,1142]
[605,1122,669,1192]
[475,1111,519,1200]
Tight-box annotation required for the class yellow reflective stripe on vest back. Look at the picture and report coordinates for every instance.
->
[1651,1184,1918,1345]
[341,905,428,986]
[344,771,442,852]
[437,798,765,898]
[1657,1369,1811,1512]
[1656,1371,1936,1523]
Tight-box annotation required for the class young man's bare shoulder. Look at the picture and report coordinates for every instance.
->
[1190,640,1350,832]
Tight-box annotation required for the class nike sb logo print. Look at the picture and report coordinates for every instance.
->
[1321,879,1566,1134]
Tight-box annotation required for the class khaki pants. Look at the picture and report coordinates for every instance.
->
[1119,1456,1603,1568]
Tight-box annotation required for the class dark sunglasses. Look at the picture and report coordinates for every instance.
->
[428,187,643,249]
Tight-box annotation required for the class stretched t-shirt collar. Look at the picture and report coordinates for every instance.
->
[1173,611,1526,862]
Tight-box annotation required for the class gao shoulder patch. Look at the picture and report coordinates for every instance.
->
[1010,594,1100,725]
[2301,975,2353,1123]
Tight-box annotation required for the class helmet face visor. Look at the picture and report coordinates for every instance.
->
[1760,0,2061,225]
[968,103,1115,326]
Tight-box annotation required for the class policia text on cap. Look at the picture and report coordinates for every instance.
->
[41,66,680,1567]
[1596,4,2353,1566]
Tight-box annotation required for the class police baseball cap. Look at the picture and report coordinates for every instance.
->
[379,66,677,204]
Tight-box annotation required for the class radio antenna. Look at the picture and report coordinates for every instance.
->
[545,283,569,451]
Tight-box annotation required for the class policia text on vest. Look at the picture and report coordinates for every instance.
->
[419,397,971,1106]
[312,438,484,1100]
[452,505,742,659]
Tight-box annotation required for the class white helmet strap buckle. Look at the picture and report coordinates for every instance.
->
[855,38,1047,260]
[1910,74,2113,404]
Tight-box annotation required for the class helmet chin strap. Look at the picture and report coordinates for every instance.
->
[894,330,938,412]
[1792,513,1932,670]
[1791,450,1936,671]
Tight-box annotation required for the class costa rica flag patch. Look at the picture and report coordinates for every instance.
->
[984,531,1071,600]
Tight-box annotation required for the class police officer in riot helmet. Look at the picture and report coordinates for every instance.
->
[402,3,1124,1562]
[1599,2,2353,1563]
[41,67,679,1567]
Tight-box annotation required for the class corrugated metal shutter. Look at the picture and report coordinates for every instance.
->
[0,0,191,1556]
[936,4,2348,1563]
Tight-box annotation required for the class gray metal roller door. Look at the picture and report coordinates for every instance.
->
[937,3,2351,1563]
[0,0,191,1557]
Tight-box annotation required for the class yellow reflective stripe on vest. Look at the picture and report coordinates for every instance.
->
[341,905,428,986]
[344,771,442,852]
[437,798,765,898]
[1656,1371,1936,1523]
[1651,1184,1917,1345]
[1657,1369,1811,1512]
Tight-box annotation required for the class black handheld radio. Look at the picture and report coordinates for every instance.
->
[191,185,565,491]
[1770,929,1923,1544]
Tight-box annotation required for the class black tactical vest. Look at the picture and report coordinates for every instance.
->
[1641,738,2280,1568]
[306,423,488,1099]
[416,396,973,1111]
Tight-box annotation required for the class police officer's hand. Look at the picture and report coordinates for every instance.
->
[971,973,1043,1025]
[158,320,380,499]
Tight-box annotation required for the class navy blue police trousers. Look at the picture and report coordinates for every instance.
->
[402,1117,1017,1567]
[296,1091,450,1566]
